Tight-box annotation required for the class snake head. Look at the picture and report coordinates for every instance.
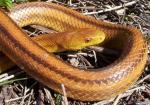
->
[64,28,105,51]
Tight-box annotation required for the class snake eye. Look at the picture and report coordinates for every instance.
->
[85,37,92,43]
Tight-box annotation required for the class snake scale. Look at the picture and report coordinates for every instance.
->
[0,2,148,101]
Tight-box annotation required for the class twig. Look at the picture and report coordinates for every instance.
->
[88,46,120,55]
[0,73,9,79]
[84,1,138,15]
[112,94,122,105]
[44,88,55,105]
[5,94,31,103]
[61,84,68,105]
[94,85,147,105]
[136,74,150,85]
[20,86,27,105]
[77,54,93,69]
[0,71,24,82]
[67,52,94,58]
[27,89,34,105]
[93,98,115,105]
[92,50,97,63]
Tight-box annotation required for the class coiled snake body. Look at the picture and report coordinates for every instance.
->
[0,2,148,101]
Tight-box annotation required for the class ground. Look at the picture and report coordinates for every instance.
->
[0,0,150,105]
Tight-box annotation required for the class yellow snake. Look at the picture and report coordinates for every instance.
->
[0,2,148,101]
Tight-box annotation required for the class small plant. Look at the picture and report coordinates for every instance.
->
[148,1,150,7]
[0,0,13,9]
[15,0,28,3]
[0,0,28,9]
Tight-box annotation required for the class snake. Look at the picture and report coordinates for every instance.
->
[0,2,148,101]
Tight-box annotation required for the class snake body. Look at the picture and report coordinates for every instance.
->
[0,2,148,101]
